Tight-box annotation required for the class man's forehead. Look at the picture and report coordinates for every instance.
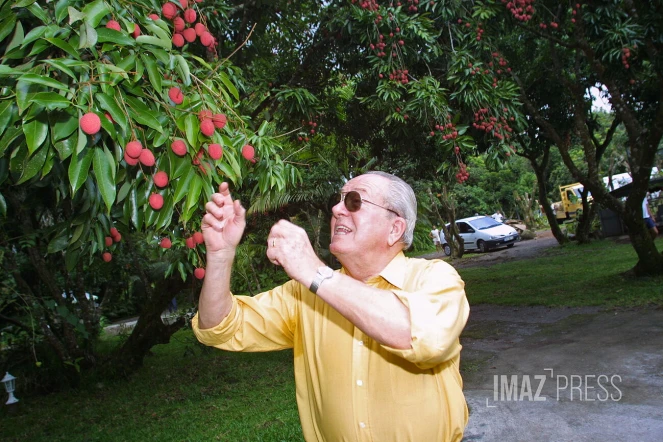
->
[342,175,385,194]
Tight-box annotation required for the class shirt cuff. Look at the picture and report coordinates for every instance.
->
[192,297,240,346]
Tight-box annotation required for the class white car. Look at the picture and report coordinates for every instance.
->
[440,215,520,255]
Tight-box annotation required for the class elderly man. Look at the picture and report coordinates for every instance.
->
[193,171,470,441]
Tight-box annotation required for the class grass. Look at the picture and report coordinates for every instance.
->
[1,236,662,441]
[0,332,303,442]
[459,236,663,307]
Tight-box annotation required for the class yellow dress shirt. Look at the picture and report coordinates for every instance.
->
[192,252,470,441]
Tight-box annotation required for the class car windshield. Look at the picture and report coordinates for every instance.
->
[471,216,502,230]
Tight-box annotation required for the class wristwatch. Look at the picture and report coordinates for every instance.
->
[309,266,334,294]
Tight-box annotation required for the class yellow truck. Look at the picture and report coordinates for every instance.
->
[552,183,592,223]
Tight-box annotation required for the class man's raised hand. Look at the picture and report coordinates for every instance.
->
[202,182,246,254]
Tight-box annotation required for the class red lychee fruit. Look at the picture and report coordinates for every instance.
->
[124,151,139,165]
[195,23,206,36]
[200,119,215,137]
[241,144,255,161]
[182,28,196,42]
[80,112,101,135]
[171,139,187,156]
[208,143,222,160]
[149,193,164,210]
[179,0,188,8]
[112,232,122,242]
[162,2,178,19]
[173,17,185,32]
[132,23,141,38]
[198,109,213,121]
[148,13,160,20]
[153,171,169,188]
[125,140,143,159]
[185,236,196,248]
[160,237,172,249]
[194,267,205,279]
[184,8,197,23]
[102,252,112,262]
[168,87,184,105]
[192,149,204,165]
[105,236,113,247]
[104,112,114,123]
[110,227,119,237]
[173,33,185,47]
[200,31,214,47]
[212,113,227,129]
[139,149,155,167]
[106,20,122,31]
[193,231,204,244]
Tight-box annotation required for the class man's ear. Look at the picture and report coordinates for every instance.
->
[388,217,407,246]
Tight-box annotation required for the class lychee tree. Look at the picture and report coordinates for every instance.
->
[0,0,301,373]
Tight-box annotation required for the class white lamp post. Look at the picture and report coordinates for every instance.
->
[1,372,19,405]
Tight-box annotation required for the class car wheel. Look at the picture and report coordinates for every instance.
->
[443,244,452,256]
[507,243,514,248]
[477,240,487,253]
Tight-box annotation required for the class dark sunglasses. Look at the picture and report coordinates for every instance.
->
[329,191,400,217]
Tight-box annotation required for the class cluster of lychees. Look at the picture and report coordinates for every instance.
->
[621,46,633,69]
[158,1,217,52]
[501,0,535,22]
[455,161,469,184]
[158,232,205,279]
[351,0,379,11]
[472,108,514,142]
[101,227,123,262]
[429,122,459,140]
[405,0,420,13]
[387,68,409,84]
[570,3,580,24]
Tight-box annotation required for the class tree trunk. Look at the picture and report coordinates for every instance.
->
[109,273,191,374]
[526,147,568,245]
[574,188,594,245]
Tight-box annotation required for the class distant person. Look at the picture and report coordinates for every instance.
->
[643,195,659,239]
[193,171,470,441]
[491,210,504,223]
[430,225,442,252]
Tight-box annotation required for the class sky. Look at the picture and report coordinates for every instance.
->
[589,85,612,112]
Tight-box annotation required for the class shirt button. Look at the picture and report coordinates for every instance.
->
[359,422,366,429]
[358,340,364,346]
[356,380,363,386]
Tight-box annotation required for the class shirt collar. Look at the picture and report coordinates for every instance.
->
[364,251,407,289]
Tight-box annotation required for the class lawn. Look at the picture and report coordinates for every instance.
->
[1,237,661,441]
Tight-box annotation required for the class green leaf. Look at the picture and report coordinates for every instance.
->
[129,186,144,230]
[26,2,49,23]
[218,71,240,101]
[47,230,69,254]
[96,27,135,46]
[93,146,116,213]
[12,0,38,8]
[96,92,128,132]
[67,6,85,25]
[65,248,81,271]
[0,101,13,136]
[31,92,71,110]
[135,35,171,50]
[5,19,24,53]
[78,22,98,49]
[21,24,45,47]
[141,54,162,92]
[51,111,78,142]
[143,21,170,42]
[43,59,76,79]
[45,38,81,60]
[128,107,163,133]
[17,142,49,184]
[18,73,70,91]
[68,148,93,195]
[54,0,70,24]
[54,133,76,160]
[174,54,191,86]
[173,167,195,204]
[23,118,48,155]
[184,113,198,147]
[0,193,6,217]
[0,13,16,44]
[185,172,203,212]
[0,127,23,157]
[81,0,110,27]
